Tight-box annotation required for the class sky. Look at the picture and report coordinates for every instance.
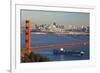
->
[21,10,89,26]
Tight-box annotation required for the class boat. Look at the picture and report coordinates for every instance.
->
[53,48,85,57]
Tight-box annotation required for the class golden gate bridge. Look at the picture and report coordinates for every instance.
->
[25,17,89,54]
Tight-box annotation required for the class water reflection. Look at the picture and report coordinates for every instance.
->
[60,55,64,61]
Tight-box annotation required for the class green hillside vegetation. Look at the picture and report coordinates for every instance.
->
[21,48,50,63]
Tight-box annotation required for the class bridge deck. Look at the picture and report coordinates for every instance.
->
[31,41,89,50]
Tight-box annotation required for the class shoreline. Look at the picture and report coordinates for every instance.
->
[30,32,89,36]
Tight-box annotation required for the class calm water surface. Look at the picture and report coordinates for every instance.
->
[21,32,89,61]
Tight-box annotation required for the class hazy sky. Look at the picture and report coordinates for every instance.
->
[21,10,89,26]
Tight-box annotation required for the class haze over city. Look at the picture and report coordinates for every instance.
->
[21,10,89,26]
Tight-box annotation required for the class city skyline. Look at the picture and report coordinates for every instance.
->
[21,10,89,26]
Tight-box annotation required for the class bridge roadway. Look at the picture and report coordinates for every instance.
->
[31,41,89,50]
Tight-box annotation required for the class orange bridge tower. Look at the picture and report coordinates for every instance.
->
[25,17,32,54]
